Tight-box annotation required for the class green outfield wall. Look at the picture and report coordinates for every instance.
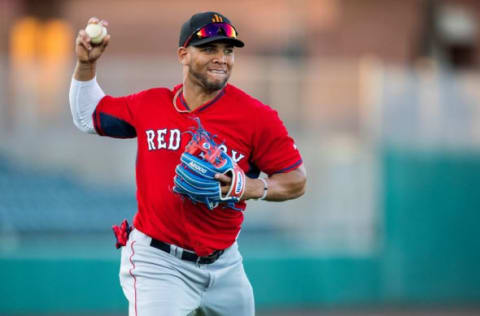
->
[1,147,480,314]
[380,147,480,303]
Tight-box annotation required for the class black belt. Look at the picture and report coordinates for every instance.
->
[150,238,224,264]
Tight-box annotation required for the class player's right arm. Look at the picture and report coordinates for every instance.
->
[70,17,110,134]
[74,17,110,80]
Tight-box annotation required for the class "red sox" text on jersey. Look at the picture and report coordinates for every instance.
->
[145,128,245,163]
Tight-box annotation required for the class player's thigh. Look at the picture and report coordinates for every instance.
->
[201,262,254,316]
[120,240,201,316]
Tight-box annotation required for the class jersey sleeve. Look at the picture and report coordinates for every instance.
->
[92,93,141,138]
[250,105,303,176]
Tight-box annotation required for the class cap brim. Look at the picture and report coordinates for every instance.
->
[191,36,245,47]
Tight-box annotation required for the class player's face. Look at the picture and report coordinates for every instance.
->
[185,42,235,92]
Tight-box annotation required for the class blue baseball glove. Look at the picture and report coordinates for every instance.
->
[173,119,246,210]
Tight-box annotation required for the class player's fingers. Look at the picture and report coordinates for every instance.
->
[102,34,111,47]
[88,17,100,24]
[221,186,229,194]
[76,40,90,53]
[215,173,231,184]
[94,35,109,55]
[78,30,89,44]
[79,29,91,40]
[76,36,90,53]
[100,19,109,27]
[77,30,92,50]
[78,30,90,46]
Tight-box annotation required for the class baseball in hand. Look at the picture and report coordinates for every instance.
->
[85,23,107,44]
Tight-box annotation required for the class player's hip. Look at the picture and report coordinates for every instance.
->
[122,228,242,269]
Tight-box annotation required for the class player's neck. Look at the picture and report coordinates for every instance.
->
[182,80,223,111]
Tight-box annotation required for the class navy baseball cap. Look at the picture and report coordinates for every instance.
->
[179,11,244,48]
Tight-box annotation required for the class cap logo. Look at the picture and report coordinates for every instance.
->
[212,14,223,23]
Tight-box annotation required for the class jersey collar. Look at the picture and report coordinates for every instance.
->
[173,85,226,114]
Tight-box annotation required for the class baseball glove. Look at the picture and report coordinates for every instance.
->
[173,119,246,210]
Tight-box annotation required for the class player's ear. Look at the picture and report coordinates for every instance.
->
[177,47,189,65]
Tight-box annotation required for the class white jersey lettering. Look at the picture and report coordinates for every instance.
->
[146,130,156,150]
[168,129,181,150]
[157,129,167,149]
[145,128,246,165]
[231,150,245,163]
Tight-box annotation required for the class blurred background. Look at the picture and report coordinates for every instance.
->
[1,0,480,315]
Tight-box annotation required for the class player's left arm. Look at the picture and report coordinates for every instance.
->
[215,103,307,203]
[216,164,307,201]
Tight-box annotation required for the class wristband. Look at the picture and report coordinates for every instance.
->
[258,178,268,200]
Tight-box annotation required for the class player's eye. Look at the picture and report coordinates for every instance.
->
[201,46,216,53]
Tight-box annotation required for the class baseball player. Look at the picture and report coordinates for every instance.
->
[69,12,307,316]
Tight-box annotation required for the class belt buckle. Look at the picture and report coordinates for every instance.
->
[196,250,223,265]
[206,250,221,263]
[196,253,213,265]
[210,250,223,261]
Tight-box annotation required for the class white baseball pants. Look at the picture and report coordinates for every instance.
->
[119,229,255,316]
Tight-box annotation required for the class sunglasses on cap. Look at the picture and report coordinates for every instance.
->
[183,22,238,47]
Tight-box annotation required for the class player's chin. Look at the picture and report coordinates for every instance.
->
[205,76,229,91]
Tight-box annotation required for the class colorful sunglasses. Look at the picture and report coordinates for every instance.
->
[183,22,238,47]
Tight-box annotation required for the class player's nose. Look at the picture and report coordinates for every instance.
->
[213,51,228,64]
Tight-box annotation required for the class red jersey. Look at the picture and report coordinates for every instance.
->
[93,83,302,256]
